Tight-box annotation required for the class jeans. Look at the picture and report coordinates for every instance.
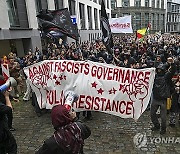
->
[150,98,167,129]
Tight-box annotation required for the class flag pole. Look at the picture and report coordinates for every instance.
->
[100,0,114,54]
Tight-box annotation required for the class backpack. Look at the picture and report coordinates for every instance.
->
[153,76,170,100]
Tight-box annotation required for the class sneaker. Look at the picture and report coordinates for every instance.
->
[151,126,160,131]
[160,129,166,135]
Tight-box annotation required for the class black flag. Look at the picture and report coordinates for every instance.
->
[100,0,113,52]
[37,8,79,40]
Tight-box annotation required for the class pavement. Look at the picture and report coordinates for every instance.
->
[11,99,180,154]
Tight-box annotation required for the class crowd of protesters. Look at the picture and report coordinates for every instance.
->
[0,33,180,128]
[0,33,179,153]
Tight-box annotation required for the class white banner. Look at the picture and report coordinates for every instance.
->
[24,60,155,120]
[109,16,133,33]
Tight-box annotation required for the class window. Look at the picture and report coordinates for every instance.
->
[152,0,155,8]
[35,0,48,13]
[93,0,97,3]
[161,0,164,9]
[145,13,149,26]
[111,0,116,9]
[122,0,129,7]
[79,3,85,29]
[174,24,177,31]
[167,3,171,12]
[172,14,175,22]
[156,0,160,8]
[69,0,75,15]
[160,14,164,29]
[167,24,170,32]
[54,0,63,10]
[167,14,169,22]
[134,13,141,30]
[178,5,180,13]
[87,6,92,29]
[134,0,141,7]
[168,14,171,22]
[99,0,102,5]
[94,8,98,29]
[107,13,110,18]
[99,10,102,30]
[152,13,155,29]
[157,14,159,30]
[35,0,42,13]
[154,14,157,30]
[145,0,149,7]
[6,0,20,27]
[172,5,175,12]
[175,5,179,13]
[107,0,109,9]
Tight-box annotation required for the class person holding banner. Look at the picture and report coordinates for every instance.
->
[36,93,91,154]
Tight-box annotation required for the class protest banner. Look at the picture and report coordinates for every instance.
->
[24,60,155,120]
[109,16,133,33]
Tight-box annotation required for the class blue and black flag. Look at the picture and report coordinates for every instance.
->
[100,0,113,52]
[37,8,79,40]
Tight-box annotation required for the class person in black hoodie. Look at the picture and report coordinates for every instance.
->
[150,57,176,134]
[0,76,17,154]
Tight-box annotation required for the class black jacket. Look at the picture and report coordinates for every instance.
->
[0,102,12,142]
[153,63,176,100]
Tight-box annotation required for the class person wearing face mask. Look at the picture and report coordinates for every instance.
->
[36,91,91,154]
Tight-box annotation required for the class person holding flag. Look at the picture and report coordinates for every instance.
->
[136,23,151,41]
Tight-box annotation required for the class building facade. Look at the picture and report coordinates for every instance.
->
[0,0,42,57]
[67,0,111,43]
[112,0,166,33]
[0,0,111,57]
[166,0,180,33]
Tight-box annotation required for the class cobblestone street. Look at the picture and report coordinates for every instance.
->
[12,100,180,154]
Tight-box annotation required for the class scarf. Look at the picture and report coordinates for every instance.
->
[54,122,83,154]
[51,105,83,153]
